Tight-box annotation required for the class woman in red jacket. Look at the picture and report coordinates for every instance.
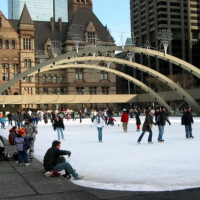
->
[121,109,129,132]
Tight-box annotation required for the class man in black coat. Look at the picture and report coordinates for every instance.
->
[43,140,83,180]
[181,107,194,138]
[156,107,171,142]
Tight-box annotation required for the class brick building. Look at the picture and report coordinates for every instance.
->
[0,0,116,110]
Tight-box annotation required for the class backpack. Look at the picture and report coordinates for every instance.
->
[8,133,15,145]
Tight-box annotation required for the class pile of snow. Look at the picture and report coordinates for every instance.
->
[1,116,200,191]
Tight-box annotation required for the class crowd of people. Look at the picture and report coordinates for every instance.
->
[0,106,196,180]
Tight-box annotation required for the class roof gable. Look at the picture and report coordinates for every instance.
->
[68,8,114,42]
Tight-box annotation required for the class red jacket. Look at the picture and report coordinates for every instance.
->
[121,113,129,123]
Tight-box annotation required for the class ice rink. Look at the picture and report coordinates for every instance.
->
[1,116,200,191]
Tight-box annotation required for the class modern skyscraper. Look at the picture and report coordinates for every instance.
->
[130,0,200,74]
[8,0,68,22]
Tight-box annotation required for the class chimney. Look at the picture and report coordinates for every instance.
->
[50,17,55,31]
[58,18,62,32]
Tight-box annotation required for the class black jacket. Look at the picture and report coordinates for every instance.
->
[181,111,194,125]
[156,111,170,126]
[53,118,65,130]
[134,112,141,125]
[43,147,71,171]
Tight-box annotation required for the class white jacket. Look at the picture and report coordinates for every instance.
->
[93,116,105,128]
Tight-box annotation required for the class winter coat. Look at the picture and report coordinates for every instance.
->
[53,119,65,130]
[22,122,38,140]
[14,136,30,152]
[121,112,129,123]
[43,147,71,171]
[0,117,6,124]
[142,113,154,132]
[181,111,194,125]
[134,112,141,125]
[7,113,12,120]
[93,116,105,128]
[156,111,170,126]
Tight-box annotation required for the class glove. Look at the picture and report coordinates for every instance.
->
[68,152,71,157]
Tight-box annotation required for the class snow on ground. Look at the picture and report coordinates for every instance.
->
[1,116,200,191]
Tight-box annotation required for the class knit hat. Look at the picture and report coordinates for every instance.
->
[17,127,26,136]
[123,108,126,112]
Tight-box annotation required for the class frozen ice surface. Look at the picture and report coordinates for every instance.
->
[2,116,200,191]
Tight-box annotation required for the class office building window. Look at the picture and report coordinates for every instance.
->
[47,74,52,83]
[60,74,64,83]
[0,18,2,27]
[2,63,9,68]
[52,88,57,94]
[87,32,96,44]
[43,88,48,94]
[76,87,84,94]
[26,77,31,83]
[89,87,97,94]
[23,38,31,50]
[12,40,15,49]
[102,87,109,94]
[101,71,108,80]
[36,88,39,94]
[24,59,27,68]
[2,73,9,81]
[35,74,39,83]
[28,59,31,68]
[75,69,83,80]
[60,87,65,94]
[0,39,2,49]
[52,74,57,83]
[42,74,46,83]
[5,40,9,49]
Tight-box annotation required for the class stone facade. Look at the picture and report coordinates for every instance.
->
[0,2,116,110]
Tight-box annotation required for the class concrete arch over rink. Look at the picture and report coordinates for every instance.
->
[37,56,200,114]
[0,46,200,113]
[34,63,173,112]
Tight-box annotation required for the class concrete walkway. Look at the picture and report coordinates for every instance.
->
[1,140,200,200]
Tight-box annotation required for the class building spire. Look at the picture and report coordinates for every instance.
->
[19,4,34,24]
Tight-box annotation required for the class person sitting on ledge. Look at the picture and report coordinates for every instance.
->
[43,140,83,180]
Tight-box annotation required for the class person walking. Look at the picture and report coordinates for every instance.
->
[7,112,13,126]
[0,115,6,129]
[156,107,171,142]
[137,110,155,144]
[181,107,194,138]
[53,116,65,141]
[93,111,105,142]
[43,140,83,180]
[121,109,129,132]
[22,118,38,159]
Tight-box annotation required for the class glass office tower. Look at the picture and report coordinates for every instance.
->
[8,0,68,22]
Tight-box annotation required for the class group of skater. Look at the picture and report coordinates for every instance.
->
[0,105,195,180]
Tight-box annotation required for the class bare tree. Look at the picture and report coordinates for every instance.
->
[158,30,173,55]
[68,24,85,53]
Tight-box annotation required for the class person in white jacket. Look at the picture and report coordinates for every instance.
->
[93,111,105,143]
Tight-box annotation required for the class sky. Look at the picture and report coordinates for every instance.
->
[0,0,131,45]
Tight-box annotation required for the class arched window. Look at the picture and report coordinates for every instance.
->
[47,74,52,83]
[5,40,9,49]
[47,44,51,57]
[28,59,31,68]
[24,59,27,68]
[0,39,2,49]
[12,40,15,49]
[52,74,57,83]
[42,74,46,83]
[60,74,64,83]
